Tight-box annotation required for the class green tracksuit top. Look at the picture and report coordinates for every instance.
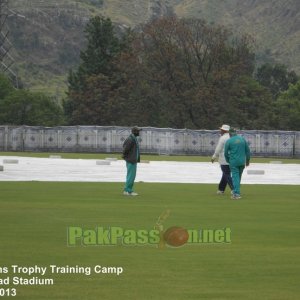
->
[224,135,251,167]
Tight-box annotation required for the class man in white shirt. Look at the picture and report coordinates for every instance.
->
[211,124,233,195]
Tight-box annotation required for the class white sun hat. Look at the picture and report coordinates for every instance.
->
[219,124,230,131]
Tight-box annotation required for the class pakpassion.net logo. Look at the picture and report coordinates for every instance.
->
[67,226,231,248]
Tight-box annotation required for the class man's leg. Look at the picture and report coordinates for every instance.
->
[124,162,137,193]
[230,165,241,195]
[238,165,245,193]
[218,166,227,192]
[220,165,233,191]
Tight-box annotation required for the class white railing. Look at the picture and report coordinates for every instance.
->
[0,125,299,157]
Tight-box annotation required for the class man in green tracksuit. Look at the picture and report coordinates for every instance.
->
[224,128,251,199]
[122,126,141,196]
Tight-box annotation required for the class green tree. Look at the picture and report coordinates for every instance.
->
[68,16,121,92]
[67,74,114,125]
[66,16,127,124]
[128,17,256,128]
[275,81,300,130]
[0,73,14,99]
[255,63,298,99]
[65,15,278,129]
[101,34,164,127]
[227,76,274,129]
[0,90,64,126]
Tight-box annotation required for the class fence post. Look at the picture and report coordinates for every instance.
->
[275,135,279,155]
[184,129,188,155]
[76,126,80,152]
[39,128,44,150]
[111,128,116,152]
[21,126,25,151]
[255,134,260,154]
[94,129,98,150]
[57,128,62,150]
[148,129,152,154]
[293,132,296,158]
[4,125,9,151]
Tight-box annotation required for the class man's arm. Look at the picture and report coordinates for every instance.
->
[122,137,133,158]
[212,136,224,163]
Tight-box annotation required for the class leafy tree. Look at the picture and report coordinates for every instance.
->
[102,34,165,127]
[66,16,127,124]
[80,16,121,75]
[67,74,114,125]
[128,17,256,128]
[255,63,298,99]
[275,81,300,130]
[0,90,64,126]
[65,15,279,129]
[0,73,14,100]
[66,29,150,126]
[68,16,122,93]
[227,76,274,129]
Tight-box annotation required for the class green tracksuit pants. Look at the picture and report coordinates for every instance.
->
[230,165,245,195]
[124,162,137,193]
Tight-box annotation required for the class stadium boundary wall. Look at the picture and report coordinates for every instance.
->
[0,126,299,157]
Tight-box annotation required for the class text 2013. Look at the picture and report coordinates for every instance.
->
[0,288,17,297]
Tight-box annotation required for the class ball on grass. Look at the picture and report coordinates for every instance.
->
[163,226,189,247]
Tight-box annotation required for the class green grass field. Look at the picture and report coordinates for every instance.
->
[1,181,299,299]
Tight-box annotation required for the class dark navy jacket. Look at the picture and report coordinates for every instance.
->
[122,134,140,164]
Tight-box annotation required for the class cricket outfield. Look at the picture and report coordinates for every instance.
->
[0,180,300,299]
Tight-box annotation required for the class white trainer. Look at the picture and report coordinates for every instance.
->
[130,192,138,196]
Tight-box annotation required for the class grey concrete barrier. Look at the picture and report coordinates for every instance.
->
[140,160,150,163]
[3,159,19,164]
[105,157,118,161]
[247,170,265,175]
[96,160,111,165]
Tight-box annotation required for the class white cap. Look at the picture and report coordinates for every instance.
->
[219,124,230,131]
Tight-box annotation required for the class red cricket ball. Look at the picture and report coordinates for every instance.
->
[163,226,189,247]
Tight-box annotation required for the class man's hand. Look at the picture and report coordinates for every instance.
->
[246,160,250,167]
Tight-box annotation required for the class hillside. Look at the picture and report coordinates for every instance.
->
[5,0,300,98]
[174,0,300,71]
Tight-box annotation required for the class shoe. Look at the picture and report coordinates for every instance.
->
[129,192,138,196]
[123,191,138,196]
[231,194,241,200]
[217,190,225,195]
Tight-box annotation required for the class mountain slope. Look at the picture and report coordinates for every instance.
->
[174,0,300,70]
[5,0,300,97]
